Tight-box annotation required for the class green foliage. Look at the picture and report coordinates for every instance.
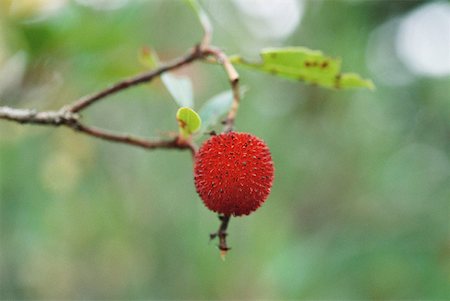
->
[139,47,194,108]
[230,47,375,90]
[198,90,233,134]
[2,2,448,300]
[161,73,194,108]
[198,88,248,134]
[176,107,201,139]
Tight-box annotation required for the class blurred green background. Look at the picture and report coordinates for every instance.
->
[1,0,449,299]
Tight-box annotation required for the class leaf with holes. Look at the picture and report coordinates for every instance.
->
[230,47,374,90]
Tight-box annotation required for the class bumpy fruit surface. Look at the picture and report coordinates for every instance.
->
[194,132,274,216]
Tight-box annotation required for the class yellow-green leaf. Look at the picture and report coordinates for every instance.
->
[176,107,201,139]
[230,47,375,90]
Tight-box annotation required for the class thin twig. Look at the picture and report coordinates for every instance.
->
[0,2,245,255]
[0,46,237,157]
[210,214,231,255]
[71,123,196,154]
[0,45,238,170]
[68,45,204,113]
[0,106,196,155]
[0,106,78,125]
[204,47,240,132]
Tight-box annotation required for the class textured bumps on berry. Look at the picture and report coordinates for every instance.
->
[194,132,274,216]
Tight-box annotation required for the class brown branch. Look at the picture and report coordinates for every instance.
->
[210,214,231,256]
[0,2,244,256]
[0,45,237,157]
[71,123,196,155]
[0,106,79,125]
[68,45,204,113]
[69,0,216,114]
[204,47,240,132]
[0,45,239,174]
[0,106,196,155]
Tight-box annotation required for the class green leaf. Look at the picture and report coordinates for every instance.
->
[161,73,194,108]
[198,90,233,133]
[139,47,194,108]
[230,47,375,90]
[198,87,248,134]
[176,107,201,139]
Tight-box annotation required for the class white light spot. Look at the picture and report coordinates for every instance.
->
[396,2,450,77]
[232,0,303,41]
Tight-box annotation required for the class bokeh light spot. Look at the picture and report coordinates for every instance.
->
[232,0,303,41]
[396,2,450,77]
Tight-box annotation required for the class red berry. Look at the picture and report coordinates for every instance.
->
[194,132,274,216]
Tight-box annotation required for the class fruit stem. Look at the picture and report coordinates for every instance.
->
[210,214,231,253]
